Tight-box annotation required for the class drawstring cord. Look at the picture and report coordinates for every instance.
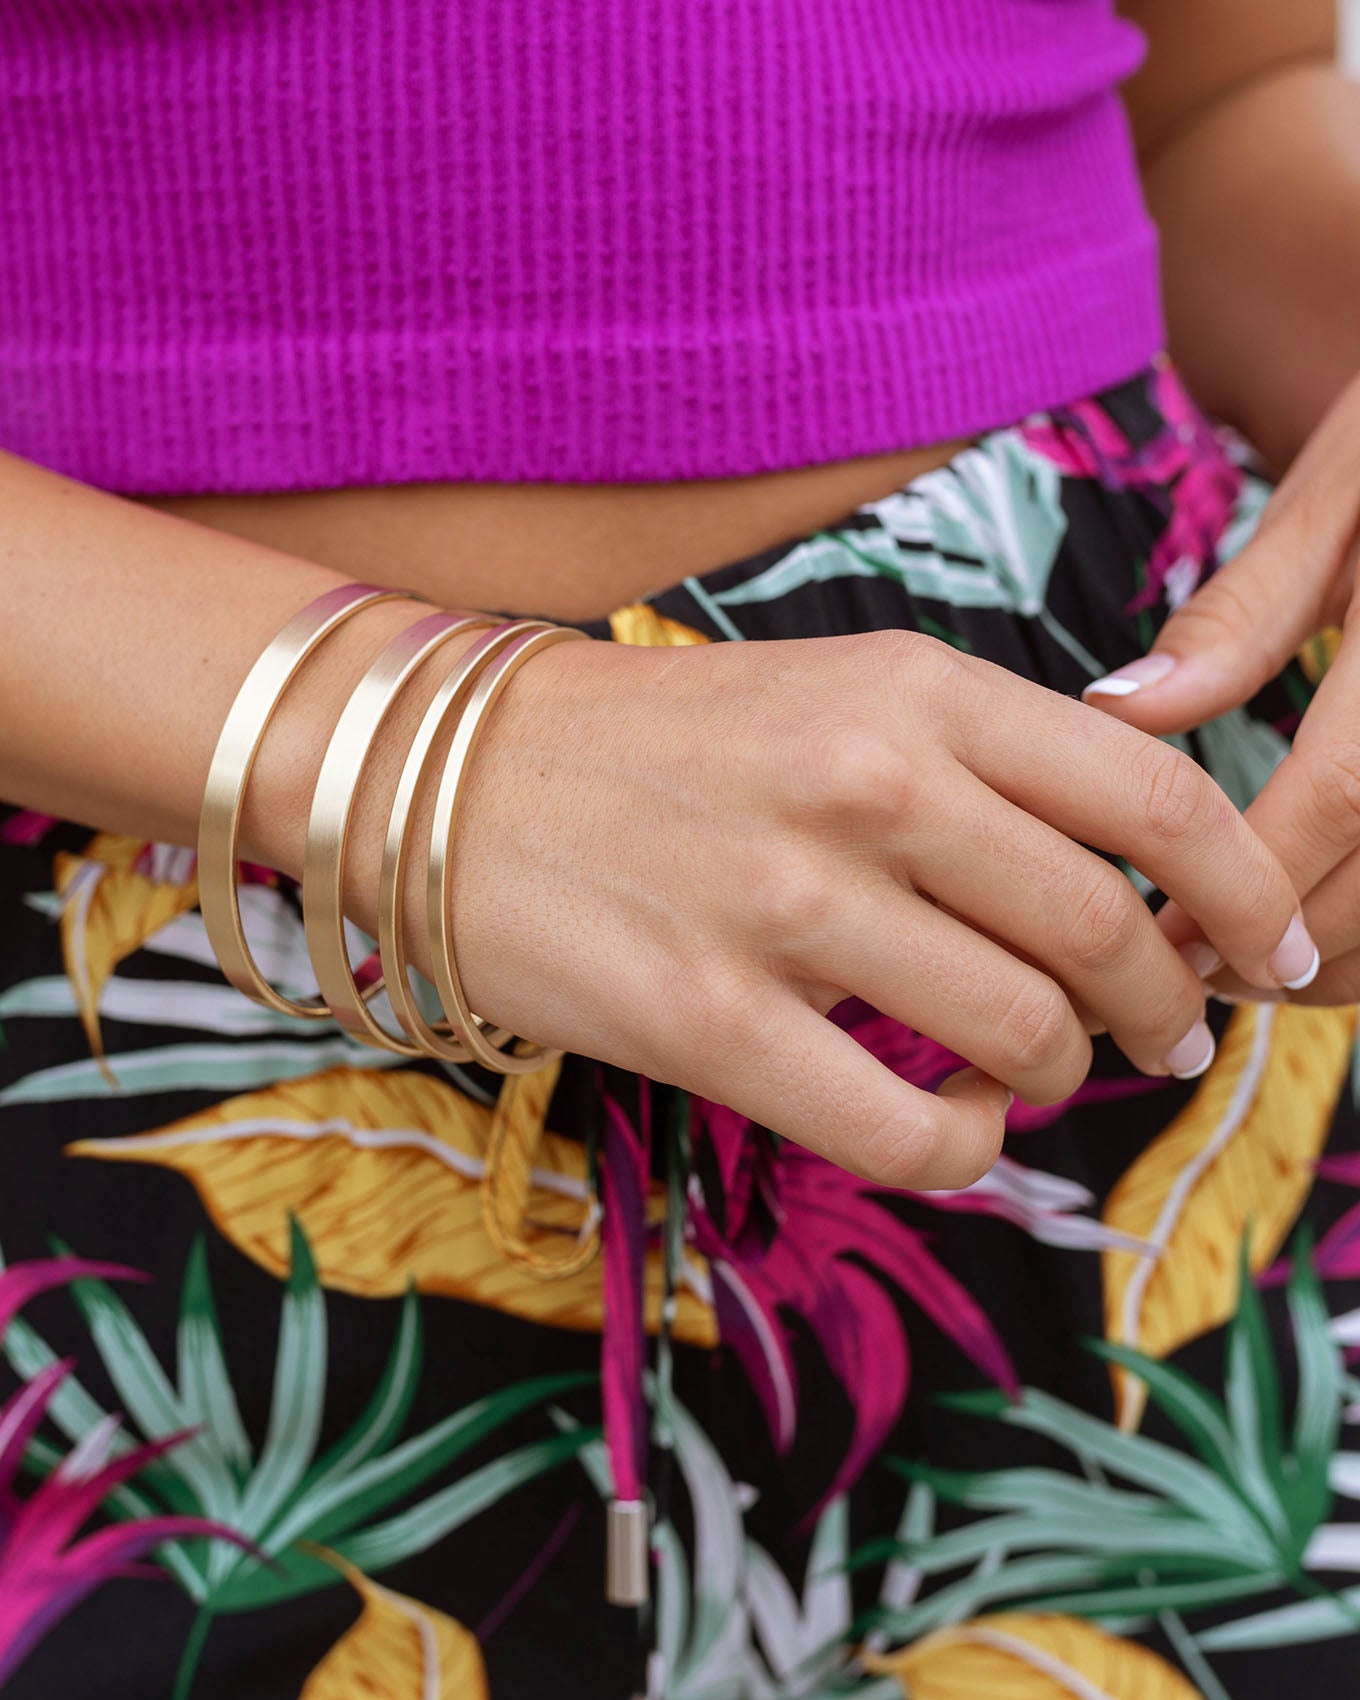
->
[600,1073,652,1606]
[481,1063,693,1623]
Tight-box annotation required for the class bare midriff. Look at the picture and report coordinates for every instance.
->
[146,439,970,625]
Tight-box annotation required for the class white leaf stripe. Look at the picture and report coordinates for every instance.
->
[1114,1006,1275,1425]
[368,1580,442,1700]
[943,1625,1121,1700]
[58,858,103,1020]
[88,1113,591,1201]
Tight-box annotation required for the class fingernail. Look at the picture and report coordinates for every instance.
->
[1178,941,1223,980]
[1163,1020,1215,1080]
[1003,1090,1016,1112]
[1083,653,1178,700]
[1268,916,1320,990]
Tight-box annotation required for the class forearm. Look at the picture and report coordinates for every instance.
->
[0,449,465,890]
[1140,60,1360,471]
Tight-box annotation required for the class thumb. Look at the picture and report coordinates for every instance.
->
[1081,518,1332,736]
[1082,372,1360,736]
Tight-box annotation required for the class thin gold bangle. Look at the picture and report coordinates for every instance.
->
[199,582,407,1018]
[427,622,589,1073]
[303,608,494,1055]
[378,620,554,1063]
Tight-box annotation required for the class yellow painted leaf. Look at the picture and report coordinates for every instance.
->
[69,1065,717,1344]
[54,833,199,1069]
[1298,627,1342,685]
[865,1613,1204,1699]
[300,1563,487,1700]
[1103,1002,1355,1429]
[608,604,710,647]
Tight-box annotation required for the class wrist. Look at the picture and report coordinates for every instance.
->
[353,623,623,988]
[237,598,480,893]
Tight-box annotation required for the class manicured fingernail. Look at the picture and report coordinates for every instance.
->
[1083,653,1178,700]
[1163,1020,1215,1079]
[1178,941,1222,980]
[1268,917,1320,990]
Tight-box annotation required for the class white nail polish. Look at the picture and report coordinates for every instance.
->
[1281,943,1320,992]
[1268,916,1320,989]
[1082,653,1178,701]
[1164,1020,1215,1080]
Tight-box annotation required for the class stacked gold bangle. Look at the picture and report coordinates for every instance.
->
[198,584,588,1070]
[426,621,585,1073]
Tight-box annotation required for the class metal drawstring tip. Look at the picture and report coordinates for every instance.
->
[606,1499,650,1606]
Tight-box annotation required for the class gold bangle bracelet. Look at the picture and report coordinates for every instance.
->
[426,622,589,1074]
[199,582,407,1018]
[303,608,494,1055]
[377,620,554,1063]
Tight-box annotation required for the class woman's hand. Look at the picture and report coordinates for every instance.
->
[398,627,1313,1190]
[1083,372,1360,1004]
[0,448,1311,1195]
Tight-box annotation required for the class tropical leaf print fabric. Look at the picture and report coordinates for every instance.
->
[2,363,1359,1697]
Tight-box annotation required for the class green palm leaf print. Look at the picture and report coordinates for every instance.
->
[855,1230,1348,1643]
[2,1219,598,1617]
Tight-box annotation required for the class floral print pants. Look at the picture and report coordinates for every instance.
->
[2,362,1359,1699]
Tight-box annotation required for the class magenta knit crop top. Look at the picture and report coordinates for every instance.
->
[0,2,1163,493]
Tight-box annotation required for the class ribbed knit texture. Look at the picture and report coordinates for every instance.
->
[0,1,1164,493]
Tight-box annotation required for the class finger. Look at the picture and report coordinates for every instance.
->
[908,781,1212,1079]
[931,896,1108,1034]
[1209,840,1360,1005]
[1233,629,1360,899]
[695,992,1010,1190]
[945,663,1312,991]
[1298,843,1360,959]
[1080,373,1360,738]
[1210,964,1354,1008]
[805,876,1095,1102]
[1152,638,1360,976]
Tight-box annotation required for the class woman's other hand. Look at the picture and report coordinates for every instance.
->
[1083,372,1360,1005]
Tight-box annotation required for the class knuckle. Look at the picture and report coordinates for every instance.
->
[749,852,839,945]
[865,625,943,674]
[1134,744,1213,845]
[1062,873,1143,973]
[856,1102,940,1190]
[794,720,914,821]
[995,980,1073,1074]
[858,1096,1005,1191]
[871,625,969,704]
[681,962,766,1063]
[1020,1036,1092,1106]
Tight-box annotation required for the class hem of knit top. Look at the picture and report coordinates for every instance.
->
[3,230,1162,495]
